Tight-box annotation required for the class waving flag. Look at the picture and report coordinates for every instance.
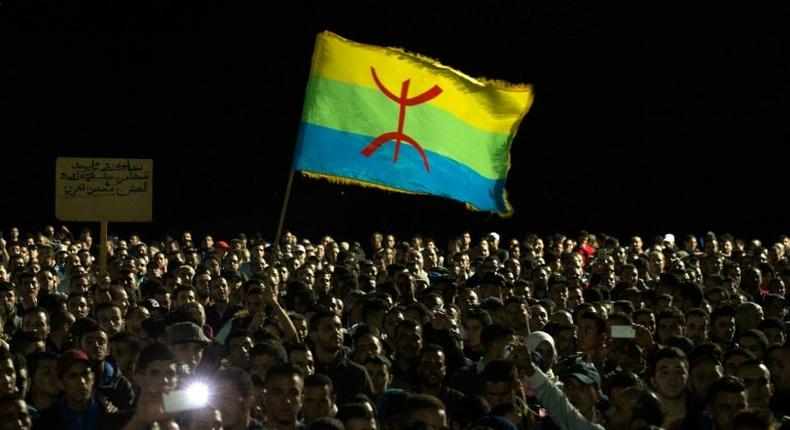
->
[294,31,533,215]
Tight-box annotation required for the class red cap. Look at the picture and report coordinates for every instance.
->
[214,241,230,250]
[57,349,92,378]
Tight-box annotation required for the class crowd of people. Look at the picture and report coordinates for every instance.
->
[0,225,787,430]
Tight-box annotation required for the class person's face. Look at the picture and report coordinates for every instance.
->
[408,408,447,430]
[22,311,49,338]
[736,364,773,412]
[657,317,683,344]
[31,359,60,397]
[549,283,568,309]
[766,349,790,392]
[651,358,688,399]
[97,306,124,337]
[353,334,382,364]
[0,399,32,430]
[263,374,303,427]
[0,359,15,396]
[60,362,94,404]
[395,325,423,359]
[707,391,747,430]
[529,305,549,331]
[418,350,446,388]
[209,278,229,302]
[605,389,636,429]
[504,302,529,330]
[560,377,597,414]
[137,359,178,396]
[684,314,708,345]
[536,340,556,368]
[384,312,404,339]
[365,362,390,395]
[556,328,578,359]
[302,384,334,423]
[110,340,135,375]
[68,296,89,318]
[690,361,723,403]
[0,291,15,315]
[463,318,485,348]
[289,350,314,376]
[311,316,343,353]
[578,318,601,351]
[37,271,58,294]
[81,330,109,362]
[172,342,205,372]
[176,290,196,308]
[227,336,254,368]
[712,316,736,343]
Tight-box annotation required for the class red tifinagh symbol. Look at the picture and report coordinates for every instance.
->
[361,67,442,172]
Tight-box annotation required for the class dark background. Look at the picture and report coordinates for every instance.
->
[4,2,789,245]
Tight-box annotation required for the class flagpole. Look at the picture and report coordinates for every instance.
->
[274,167,296,252]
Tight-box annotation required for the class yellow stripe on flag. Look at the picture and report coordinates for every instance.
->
[311,31,534,135]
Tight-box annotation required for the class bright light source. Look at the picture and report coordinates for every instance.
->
[185,382,210,407]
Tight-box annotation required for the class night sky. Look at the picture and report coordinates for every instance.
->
[5,2,789,244]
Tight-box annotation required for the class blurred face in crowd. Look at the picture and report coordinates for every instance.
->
[651,357,688,400]
[81,330,109,362]
[67,295,90,319]
[684,314,708,345]
[22,310,49,338]
[60,362,94,406]
[735,362,772,413]
[302,382,334,424]
[97,305,124,337]
[689,360,722,405]
[707,389,747,430]
[262,373,303,429]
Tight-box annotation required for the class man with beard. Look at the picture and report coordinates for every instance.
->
[389,319,423,389]
[309,310,373,404]
[413,344,464,418]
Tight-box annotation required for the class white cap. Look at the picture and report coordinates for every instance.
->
[663,234,675,243]
[488,232,500,241]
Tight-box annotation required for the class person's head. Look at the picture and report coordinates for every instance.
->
[286,343,315,376]
[524,331,557,369]
[27,351,60,399]
[352,331,383,365]
[212,367,257,430]
[418,344,446,389]
[167,321,210,372]
[66,293,89,319]
[723,348,756,376]
[684,308,709,345]
[767,344,790,394]
[363,354,392,396]
[707,376,748,430]
[503,297,529,331]
[249,341,287,381]
[21,307,49,339]
[688,349,723,405]
[0,394,32,430]
[577,311,606,352]
[94,302,124,337]
[336,402,377,430]
[463,308,492,349]
[135,343,178,397]
[734,359,773,414]
[56,349,94,406]
[224,329,253,370]
[556,357,602,419]
[482,360,518,409]
[400,394,447,430]
[309,310,344,355]
[73,319,109,362]
[656,308,685,345]
[394,319,423,360]
[261,364,304,429]
[480,324,516,360]
[302,373,335,424]
[604,386,664,430]
[109,332,142,377]
[710,306,737,344]
[648,347,689,400]
[737,329,769,360]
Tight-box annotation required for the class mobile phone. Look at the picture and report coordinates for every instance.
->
[611,325,636,339]
[163,383,210,413]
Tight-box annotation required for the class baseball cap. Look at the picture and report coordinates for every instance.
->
[556,356,601,387]
[57,349,92,378]
[214,241,230,250]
